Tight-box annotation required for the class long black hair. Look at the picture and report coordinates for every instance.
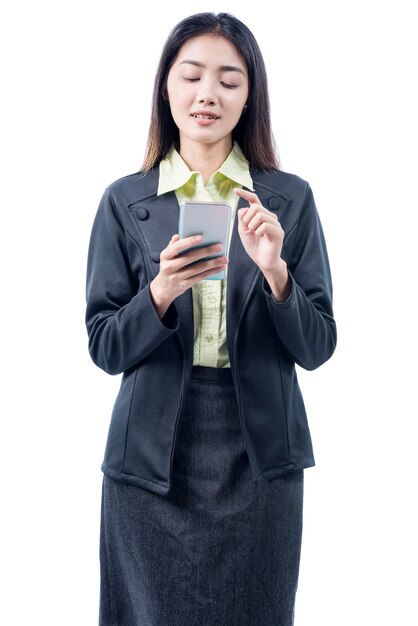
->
[141,12,279,171]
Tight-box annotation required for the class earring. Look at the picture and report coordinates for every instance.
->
[243,104,248,113]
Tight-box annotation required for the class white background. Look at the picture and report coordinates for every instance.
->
[1,1,417,624]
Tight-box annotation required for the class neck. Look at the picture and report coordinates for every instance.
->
[179,138,233,184]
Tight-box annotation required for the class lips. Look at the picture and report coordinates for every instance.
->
[191,111,220,120]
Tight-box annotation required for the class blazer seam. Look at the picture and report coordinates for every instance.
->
[254,181,288,198]
[127,191,158,207]
[282,220,299,247]
[276,342,291,461]
[289,181,309,262]
[125,229,151,284]
[231,270,264,478]
[121,368,139,473]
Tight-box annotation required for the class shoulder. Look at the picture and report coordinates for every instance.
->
[250,169,321,239]
[104,168,159,204]
[251,168,311,201]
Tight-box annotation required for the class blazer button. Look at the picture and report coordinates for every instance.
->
[136,208,149,220]
[268,197,282,211]
[151,250,161,263]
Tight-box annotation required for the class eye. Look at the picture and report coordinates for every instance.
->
[221,82,238,89]
[183,77,200,82]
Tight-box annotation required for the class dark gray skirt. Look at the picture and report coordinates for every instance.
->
[99,366,304,626]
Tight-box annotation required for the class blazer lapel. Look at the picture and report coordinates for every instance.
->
[226,193,260,338]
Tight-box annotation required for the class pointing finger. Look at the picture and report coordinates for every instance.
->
[234,187,261,205]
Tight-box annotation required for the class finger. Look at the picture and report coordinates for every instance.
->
[237,206,250,221]
[253,221,283,238]
[246,211,278,231]
[178,243,224,267]
[239,205,268,225]
[163,234,203,259]
[238,207,260,229]
[182,256,229,280]
[163,242,224,269]
[234,187,261,205]
[191,262,229,281]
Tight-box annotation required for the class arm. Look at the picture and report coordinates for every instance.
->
[85,189,179,375]
[262,184,337,370]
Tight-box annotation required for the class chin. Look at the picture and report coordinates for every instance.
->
[193,129,232,143]
[184,132,224,145]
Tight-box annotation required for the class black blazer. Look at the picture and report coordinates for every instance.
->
[86,166,337,495]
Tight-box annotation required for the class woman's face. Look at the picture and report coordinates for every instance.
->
[166,34,249,153]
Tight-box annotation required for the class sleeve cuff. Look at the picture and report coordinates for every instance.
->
[262,272,295,306]
[146,283,179,331]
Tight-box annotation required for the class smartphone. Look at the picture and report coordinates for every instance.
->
[178,201,232,280]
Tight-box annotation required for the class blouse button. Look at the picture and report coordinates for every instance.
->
[205,335,214,343]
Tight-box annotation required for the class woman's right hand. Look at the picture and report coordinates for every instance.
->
[149,234,228,318]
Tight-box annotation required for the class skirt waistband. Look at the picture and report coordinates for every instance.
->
[191,365,233,382]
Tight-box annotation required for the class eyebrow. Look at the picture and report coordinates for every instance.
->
[179,60,245,75]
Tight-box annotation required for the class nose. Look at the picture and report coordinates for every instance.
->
[196,77,217,105]
[198,94,215,105]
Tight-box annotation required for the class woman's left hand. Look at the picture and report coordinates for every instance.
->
[235,188,284,273]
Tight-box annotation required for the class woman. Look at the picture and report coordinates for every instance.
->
[86,12,336,626]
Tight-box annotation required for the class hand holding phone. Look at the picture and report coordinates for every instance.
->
[150,233,228,320]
